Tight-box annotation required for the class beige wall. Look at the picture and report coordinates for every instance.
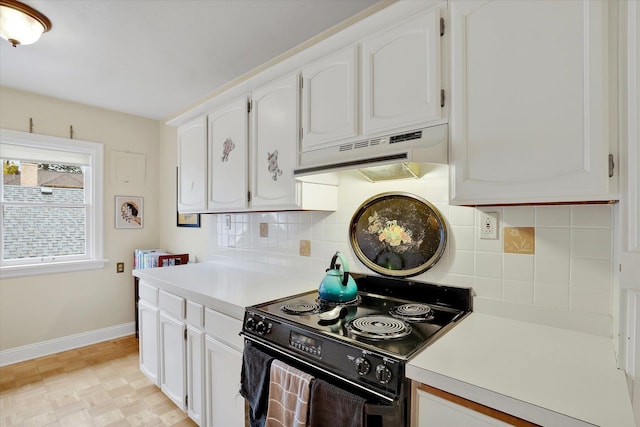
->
[0,87,189,351]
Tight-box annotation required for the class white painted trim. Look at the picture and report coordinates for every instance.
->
[627,290,639,377]
[0,322,135,367]
[627,0,639,252]
[0,129,105,276]
[0,258,108,279]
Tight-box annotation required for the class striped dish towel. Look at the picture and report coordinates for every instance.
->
[265,360,314,427]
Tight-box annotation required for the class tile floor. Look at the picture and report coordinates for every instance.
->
[0,336,196,427]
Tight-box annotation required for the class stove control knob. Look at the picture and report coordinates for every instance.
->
[255,321,270,336]
[245,317,256,331]
[375,365,392,384]
[355,357,371,376]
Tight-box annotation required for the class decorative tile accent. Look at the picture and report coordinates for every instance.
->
[504,227,535,254]
[259,222,268,237]
[299,240,311,257]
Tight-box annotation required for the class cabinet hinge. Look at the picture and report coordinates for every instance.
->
[609,154,615,178]
[299,127,303,142]
[247,100,252,113]
[248,191,252,203]
[184,329,187,340]
[440,17,445,37]
[300,77,303,90]
[440,90,445,108]
[185,394,189,408]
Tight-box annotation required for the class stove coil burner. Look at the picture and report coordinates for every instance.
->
[281,302,319,315]
[390,303,433,322]
[347,315,411,340]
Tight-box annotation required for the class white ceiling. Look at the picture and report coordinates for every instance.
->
[0,0,381,121]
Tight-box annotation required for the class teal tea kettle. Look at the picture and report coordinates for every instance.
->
[318,251,358,303]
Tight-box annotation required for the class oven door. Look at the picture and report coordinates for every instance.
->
[243,336,407,427]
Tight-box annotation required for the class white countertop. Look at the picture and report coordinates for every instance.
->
[133,260,635,427]
[132,259,319,320]
[407,312,635,427]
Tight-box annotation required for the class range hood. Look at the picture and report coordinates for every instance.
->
[293,124,448,179]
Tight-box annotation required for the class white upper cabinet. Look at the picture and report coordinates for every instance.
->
[449,0,616,205]
[361,9,443,136]
[251,73,300,209]
[203,75,337,213]
[177,118,207,213]
[301,46,359,151]
[207,96,250,212]
[299,5,445,157]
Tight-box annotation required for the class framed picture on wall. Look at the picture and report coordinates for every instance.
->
[115,196,143,229]
[177,212,200,228]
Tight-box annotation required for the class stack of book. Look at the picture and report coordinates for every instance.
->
[134,249,189,269]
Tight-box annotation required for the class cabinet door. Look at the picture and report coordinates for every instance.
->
[159,312,186,411]
[186,326,204,426]
[301,46,358,151]
[415,387,511,427]
[204,335,244,427]
[251,73,300,209]
[138,300,159,386]
[178,117,207,212]
[450,0,613,205]
[362,8,443,136]
[208,97,250,211]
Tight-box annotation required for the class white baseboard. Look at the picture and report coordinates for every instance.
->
[0,322,136,367]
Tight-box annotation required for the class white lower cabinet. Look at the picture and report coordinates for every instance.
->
[204,307,245,427]
[137,284,243,427]
[204,335,244,427]
[186,325,205,426]
[138,299,159,386]
[159,312,187,411]
[412,383,534,427]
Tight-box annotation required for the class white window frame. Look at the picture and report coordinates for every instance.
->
[0,129,106,278]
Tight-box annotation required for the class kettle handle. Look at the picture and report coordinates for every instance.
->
[329,251,350,286]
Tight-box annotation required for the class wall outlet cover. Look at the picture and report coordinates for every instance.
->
[480,212,499,240]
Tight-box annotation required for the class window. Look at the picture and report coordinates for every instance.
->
[1,129,105,277]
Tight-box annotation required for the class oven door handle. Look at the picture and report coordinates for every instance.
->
[241,333,395,403]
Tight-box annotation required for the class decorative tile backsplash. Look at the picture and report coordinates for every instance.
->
[209,165,614,333]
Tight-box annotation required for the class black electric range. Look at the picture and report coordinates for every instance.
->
[242,273,472,401]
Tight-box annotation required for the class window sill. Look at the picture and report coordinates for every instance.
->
[0,259,108,279]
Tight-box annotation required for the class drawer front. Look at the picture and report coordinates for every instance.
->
[138,281,158,305]
[158,290,185,319]
[186,300,204,327]
[204,308,243,350]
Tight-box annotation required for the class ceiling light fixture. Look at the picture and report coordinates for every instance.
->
[0,0,51,47]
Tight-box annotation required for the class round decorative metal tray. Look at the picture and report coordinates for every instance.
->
[349,192,447,277]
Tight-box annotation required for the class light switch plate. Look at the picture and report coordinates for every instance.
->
[480,212,498,239]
